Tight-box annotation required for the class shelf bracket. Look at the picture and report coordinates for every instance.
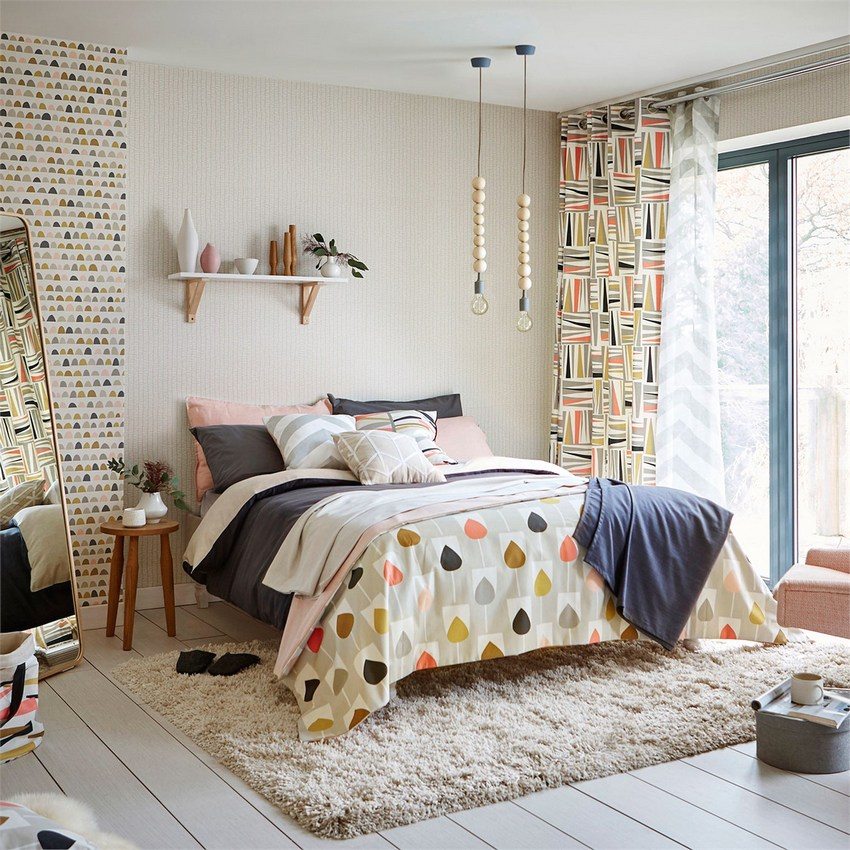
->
[300,283,321,325]
[185,278,206,323]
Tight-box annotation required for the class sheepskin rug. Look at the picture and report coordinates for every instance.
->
[112,637,848,839]
[10,794,138,850]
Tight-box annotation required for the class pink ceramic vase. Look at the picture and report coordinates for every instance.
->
[199,243,221,273]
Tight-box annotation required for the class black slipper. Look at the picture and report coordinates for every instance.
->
[176,649,216,675]
[207,652,261,677]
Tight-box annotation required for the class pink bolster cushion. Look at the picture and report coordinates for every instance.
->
[187,396,332,501]
[435,416,494,462]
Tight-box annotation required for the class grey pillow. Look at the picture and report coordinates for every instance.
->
[190,425,285,492]
[328,393,462,418]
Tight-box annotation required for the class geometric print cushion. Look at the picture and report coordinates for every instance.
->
[0,479,45,529]
[353,410,456,466]
[333,430,447,486]
[264,413,355,470]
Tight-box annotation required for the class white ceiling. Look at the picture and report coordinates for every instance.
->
[4,1,848,111]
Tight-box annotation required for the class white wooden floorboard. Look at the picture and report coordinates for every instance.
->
[515,785,684,849]
[85,613,396,850]
[2,747,62,796]
[79,628,145,672]
[732,739,850,796]
[49,660,297,850]
[686,747,850,833]
[633,756,849,849]
[22,606,848,850]
[33,682,200,849]
[181,634,238,649]
[575,772,779,849]
[183,601,281,643]
[276,816,395,850]
[140,605,225,639]
[448,801,587,849]
[111,613,187,655]
[380,814,493,849]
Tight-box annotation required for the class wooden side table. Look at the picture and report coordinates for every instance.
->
[100,518,180,650]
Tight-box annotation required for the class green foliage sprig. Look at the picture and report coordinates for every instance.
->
[302,233,368,279]
[108,457,190,512]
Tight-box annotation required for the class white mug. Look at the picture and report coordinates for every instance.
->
[791,672,824,705]
[122,508,146,528]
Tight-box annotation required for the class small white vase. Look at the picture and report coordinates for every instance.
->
[177,208,199,273]
[136,491,168,523]
[321,258,342,278]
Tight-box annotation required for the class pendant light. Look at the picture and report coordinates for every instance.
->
[515,44,535,332]
[470,56,491,315]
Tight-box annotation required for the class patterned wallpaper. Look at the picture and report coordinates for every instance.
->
[550,99,670,484]
[0,228,57,490]
[127,61,559,588]
[0,32,126,604]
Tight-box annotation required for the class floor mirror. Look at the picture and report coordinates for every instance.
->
[0,212,82,677]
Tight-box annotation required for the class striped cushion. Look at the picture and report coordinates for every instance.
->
[354,410,456,465]
[264,414,355,470]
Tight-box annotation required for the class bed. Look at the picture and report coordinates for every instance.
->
[0,513,74,632]
[183,398,795,741]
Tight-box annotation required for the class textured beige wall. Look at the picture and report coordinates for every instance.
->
[719,48,849,140]
[127,62,559,588]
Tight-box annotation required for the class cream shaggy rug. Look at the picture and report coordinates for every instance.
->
[112,638,848,839]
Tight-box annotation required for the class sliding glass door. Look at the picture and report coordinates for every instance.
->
[714,131,849,584]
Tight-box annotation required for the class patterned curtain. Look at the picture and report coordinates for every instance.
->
[656,97,725,503]
[550,100,670,484]
[0,229,57,491]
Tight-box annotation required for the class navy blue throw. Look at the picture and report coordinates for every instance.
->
[573,478,733,650]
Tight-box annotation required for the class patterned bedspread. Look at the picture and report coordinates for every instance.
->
[283,489,791,741]
[183,459,794,742]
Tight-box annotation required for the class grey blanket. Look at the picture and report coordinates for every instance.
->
[573,477,733,649]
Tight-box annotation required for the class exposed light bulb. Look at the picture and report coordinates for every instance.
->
[471,292,489,315]
[516,310,533,333]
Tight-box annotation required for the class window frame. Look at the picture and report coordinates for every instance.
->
[718,130,849,585]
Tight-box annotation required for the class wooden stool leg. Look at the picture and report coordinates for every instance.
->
[122,537,140,651]
[106,537,124,637]
[160,533,176,637]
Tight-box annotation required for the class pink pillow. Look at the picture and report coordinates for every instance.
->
[187,396,332,500]
[435,416,494,462]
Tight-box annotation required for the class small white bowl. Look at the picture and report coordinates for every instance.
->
[235,258,259,275]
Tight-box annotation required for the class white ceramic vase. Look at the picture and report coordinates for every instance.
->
[177,208,199,273]
[136,491,168,523]
[321,258,342,278]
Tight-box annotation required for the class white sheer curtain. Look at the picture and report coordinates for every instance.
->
[656,96,726,504]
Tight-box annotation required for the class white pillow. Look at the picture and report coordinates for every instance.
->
[45,479,62,505]
[333,430,447,485]
[264,413,355,469]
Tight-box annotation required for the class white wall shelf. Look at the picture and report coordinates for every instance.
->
[167,272,351,324]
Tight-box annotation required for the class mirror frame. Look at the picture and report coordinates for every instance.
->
[1,211,83,677]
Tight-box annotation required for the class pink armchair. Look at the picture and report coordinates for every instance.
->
[774,547,850,639]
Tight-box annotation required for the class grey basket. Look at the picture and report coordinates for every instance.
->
[756,710,850,774]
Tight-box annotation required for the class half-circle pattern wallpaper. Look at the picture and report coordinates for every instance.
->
[1,32,127,604]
